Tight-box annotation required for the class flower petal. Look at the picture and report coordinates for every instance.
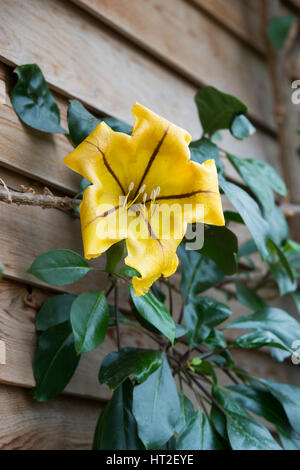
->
[63,121,133,194]
[80,185,126,259]
[125,217,186,296]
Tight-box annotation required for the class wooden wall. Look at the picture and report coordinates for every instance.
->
[0,0,298,450]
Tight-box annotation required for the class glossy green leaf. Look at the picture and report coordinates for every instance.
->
[106,240,126,274]
[261,380,300,434]
[268,239,297,296]
[226,307,300,361]
[232,330,292,353]
[71,292,109,354]
[176,410,224,450]
[189,138,224,174]
[227,384,300,450]
[178,393,195,431]
[230,114,256,140]
[224,211,245,225]
[199,226,238,275]
[36,294,76,331]
[151,283,166,303]
[264,205,289,247]
[226,154,274,212]
[213,387,281,450]
[119,266,140,277]
[210,405,228,441]
[11,64,66,134]
[189,358,217,383]
[130,286,176,344]
[32,321,79,402]
[28,249,91,285]
[184,296,231,346]
[67,99,131,147]
[195,86,247,135]
[132,354,181,449]
[268,15,296,50]
[292,291,300,314]
[178,246,224,303]
[254,160,287,197]
[204,330,234,367]
[235,282,266,311]
[219,179,270,259]
[93,380,144,450]
[99,347,162,389]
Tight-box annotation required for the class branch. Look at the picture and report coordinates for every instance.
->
[0,187,81,210]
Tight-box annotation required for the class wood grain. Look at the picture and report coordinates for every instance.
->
[0,279,156,400]
[0,381,102,449]
[69,0,274,129]
[0,0,274,134]
[189,0,264,52]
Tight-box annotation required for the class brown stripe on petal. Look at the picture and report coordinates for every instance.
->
[83,204,121,231]
[133,126,169,199]
[86,140,125,194]
[146,189,216,203]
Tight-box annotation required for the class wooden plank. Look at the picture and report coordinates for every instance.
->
[0,60,281,197]
[0,382,102,449]
[189,0,264,52]
[0,0,274,134]
[0,279,156,400]
[69,0,274,130]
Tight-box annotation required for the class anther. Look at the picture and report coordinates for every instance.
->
[128,182,135,192]
[139,184,146,194]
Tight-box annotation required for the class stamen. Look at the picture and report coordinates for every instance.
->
[139,184,146,194]
[128,181,135,192]
[155,186,160,197]
[123,182,134,208]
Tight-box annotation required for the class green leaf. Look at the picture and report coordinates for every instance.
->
[219,179,270,259]
[292,291,300,314]
[226,307,300,361]
[189,138,224,174]
[268,239,297,296]
[226,154,275,213]
[268,15,296,50]
[178,245,224,303]
[67,99,131,146]
[230,114,256,140]
[130,286,176,344]
[210,405,228,441]
[261,380,300,434]
[67,100,101,146]
[226,384,300,450]
[99,347,162,389]
[175,410,224,450]
[213,386,281,450]
[11,64,66,134]
[36,294,76,331]
[199,226,238,275]
[178,393,195,431]
[28,249,91,285]
[253,160,287,197]
[235,282,266,311]
[93,380,144,450]
[232,330,292,353]
[132,354,181,449]
[264,205,289,247]
[204,330,234,367]
[32,321,79,402]
[184,296,231,346]
[151,283,166,303]
[78,177,92,196]
[195,86,247,135]
[224,211,245,225]
[189,358,217,383]
[106,240,126,274]
[284,240,300,279]
[119,266,140,277]
[70,292,109,354]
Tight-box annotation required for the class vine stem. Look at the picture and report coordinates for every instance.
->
[114,284,121,351]
[186,371,225,415]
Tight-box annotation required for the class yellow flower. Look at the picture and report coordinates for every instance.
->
[63,103,224,296]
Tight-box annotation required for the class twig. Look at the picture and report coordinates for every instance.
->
[186,371,225,415]
[0,186,81,210]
